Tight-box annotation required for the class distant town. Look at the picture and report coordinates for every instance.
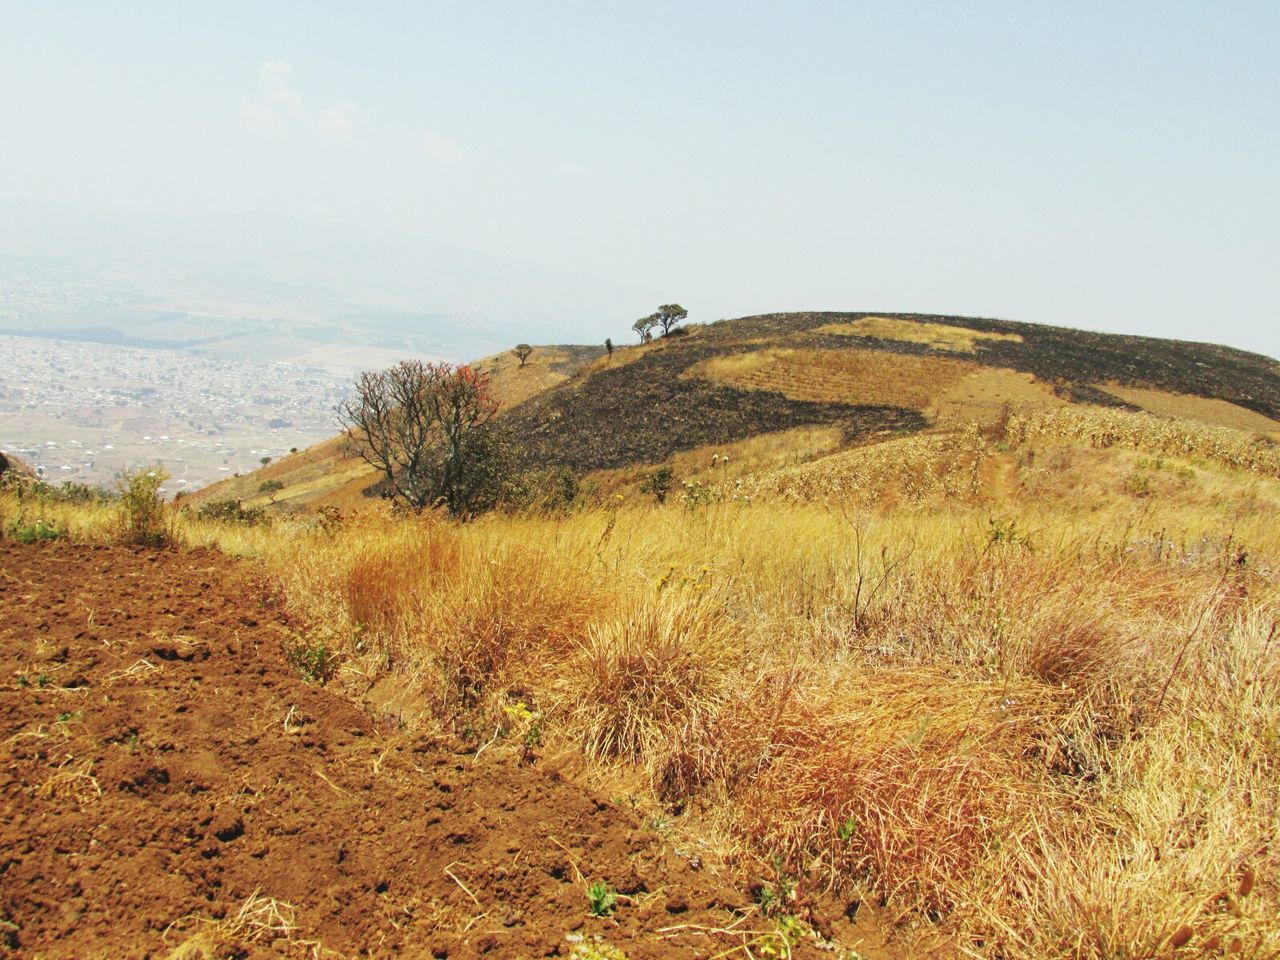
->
[0,334,352,493]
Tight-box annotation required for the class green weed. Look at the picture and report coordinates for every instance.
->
[585,881,618,917]
[7,517,64,543]
[837,816,857,844]
[287,640,334,684]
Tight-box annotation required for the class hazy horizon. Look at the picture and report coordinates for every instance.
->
[2,2,1278,358]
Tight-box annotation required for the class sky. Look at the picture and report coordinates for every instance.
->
[1,1,1278,357]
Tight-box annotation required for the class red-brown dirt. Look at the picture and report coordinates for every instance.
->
[0,542,909,959]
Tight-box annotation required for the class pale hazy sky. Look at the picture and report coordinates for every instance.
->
[2,1,1278,357]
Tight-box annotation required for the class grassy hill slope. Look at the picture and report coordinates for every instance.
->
[0,450,36,479]
[10,435,1280,959]
[186,312,1280,511]
[184,342,605,510]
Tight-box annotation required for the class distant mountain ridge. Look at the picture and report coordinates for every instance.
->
[0,207,663,365]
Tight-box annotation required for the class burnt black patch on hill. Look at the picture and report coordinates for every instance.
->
[702,313,1280,420]
[548,345,607,376]
[502,344,926,473]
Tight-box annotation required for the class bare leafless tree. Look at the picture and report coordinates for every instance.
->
[337,360,502,514]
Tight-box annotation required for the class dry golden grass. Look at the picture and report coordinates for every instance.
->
[7,431,1280,959]
[687,347,975,406]
[583,426,845,497]
[676,665,1069,915]
[1008,407,1280,478]
[1102,384,1280,436]
[473,344,597,410]
[670,426,845,483]
[184,435,380,511]
[931,367,1066,424]
[570,590,739,763]
[739,426,990,507]
[815,316,1024,353]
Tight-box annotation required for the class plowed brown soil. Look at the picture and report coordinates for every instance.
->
[0,543,908,959]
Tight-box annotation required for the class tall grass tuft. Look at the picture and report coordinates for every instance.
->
[570,590,739,765]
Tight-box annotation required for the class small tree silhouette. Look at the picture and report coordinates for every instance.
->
[259,479,285,503]
[650,304,688,337]
[337,360,504,516]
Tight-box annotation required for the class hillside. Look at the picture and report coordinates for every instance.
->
[7,442,1278,958]
[6,337,1280,958]
[185,342,606,509]
[0,450,35,479]
[185,312,1280,511]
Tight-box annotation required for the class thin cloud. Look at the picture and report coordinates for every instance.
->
[420,132,464,167]
[240,61,462,161]
[241,60,353,138]
[316,98,364,138]
[258,60,304,113]
[238,98,286,136]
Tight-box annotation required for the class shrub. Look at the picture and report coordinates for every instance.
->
[287,638,335,683]
[195,499,269,525]
[0,472,112,505]
[518,466,579,512]
[680,478,718,509]
[116,468,170,547]
[585,881,618,917]
[638,466,674,504]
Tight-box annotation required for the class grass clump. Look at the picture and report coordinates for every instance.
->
[571,591,737,768]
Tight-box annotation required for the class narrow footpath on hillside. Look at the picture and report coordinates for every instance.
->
[0,541,908,960]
